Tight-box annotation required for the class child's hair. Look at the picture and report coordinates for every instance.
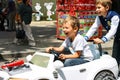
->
[96,0,112,10]
[63,16,80,30]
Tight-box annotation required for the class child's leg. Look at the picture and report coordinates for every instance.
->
[64,58,89,67]
[22,22,36,46]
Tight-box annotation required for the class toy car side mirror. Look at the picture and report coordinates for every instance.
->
[26,55,32,62]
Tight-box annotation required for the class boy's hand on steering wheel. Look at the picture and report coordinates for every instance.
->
[46,47,53,53]
[59,54,66,60]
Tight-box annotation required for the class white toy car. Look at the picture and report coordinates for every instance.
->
[0,44,120,80]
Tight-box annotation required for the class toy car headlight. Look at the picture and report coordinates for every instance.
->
[26,55,32,62]
[53,71,58,79]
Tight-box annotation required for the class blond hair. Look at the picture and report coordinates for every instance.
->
[63,16,80,30]
[96,0,112,9]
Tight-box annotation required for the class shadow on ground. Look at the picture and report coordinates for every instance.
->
[32,26,62,47]
[0,25,63,58]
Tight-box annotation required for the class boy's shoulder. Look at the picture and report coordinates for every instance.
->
[76,34,86,40]
[106,11,120,19]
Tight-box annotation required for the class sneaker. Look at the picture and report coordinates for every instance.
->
[16,39,23,45]
[13,38,18,44]
[29,41,36,46]
[13,38,22,45]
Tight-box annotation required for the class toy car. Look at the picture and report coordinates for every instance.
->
[0,44,120,80]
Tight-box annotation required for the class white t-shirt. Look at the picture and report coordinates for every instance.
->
[61,34,94,61]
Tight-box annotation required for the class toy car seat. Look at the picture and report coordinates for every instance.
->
[88,44,100,60]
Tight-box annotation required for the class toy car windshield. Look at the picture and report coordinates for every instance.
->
[30,54,50,68]
[29,52,54,68]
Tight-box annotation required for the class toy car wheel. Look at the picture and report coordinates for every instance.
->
[94,70,116,80]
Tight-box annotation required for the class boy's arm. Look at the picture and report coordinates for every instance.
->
[59,51,81,60]
[52,46,64,53]
[101,16,119,42]
[84,16,101,40]
[46,46,64,53]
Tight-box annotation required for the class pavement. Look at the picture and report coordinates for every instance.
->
[0,21,63,59]
[0,20,113,59]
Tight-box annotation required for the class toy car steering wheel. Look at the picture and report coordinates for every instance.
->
[49,50,60,61]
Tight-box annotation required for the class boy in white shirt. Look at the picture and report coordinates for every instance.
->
[46,16,93,67]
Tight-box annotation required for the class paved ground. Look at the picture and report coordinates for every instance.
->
[0,21,62,59]
[0,20,113,60]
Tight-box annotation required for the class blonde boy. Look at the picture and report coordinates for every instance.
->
[84,0,120,66]
[46,16,93,67]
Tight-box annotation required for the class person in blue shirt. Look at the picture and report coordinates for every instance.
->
[84,0,120,66]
